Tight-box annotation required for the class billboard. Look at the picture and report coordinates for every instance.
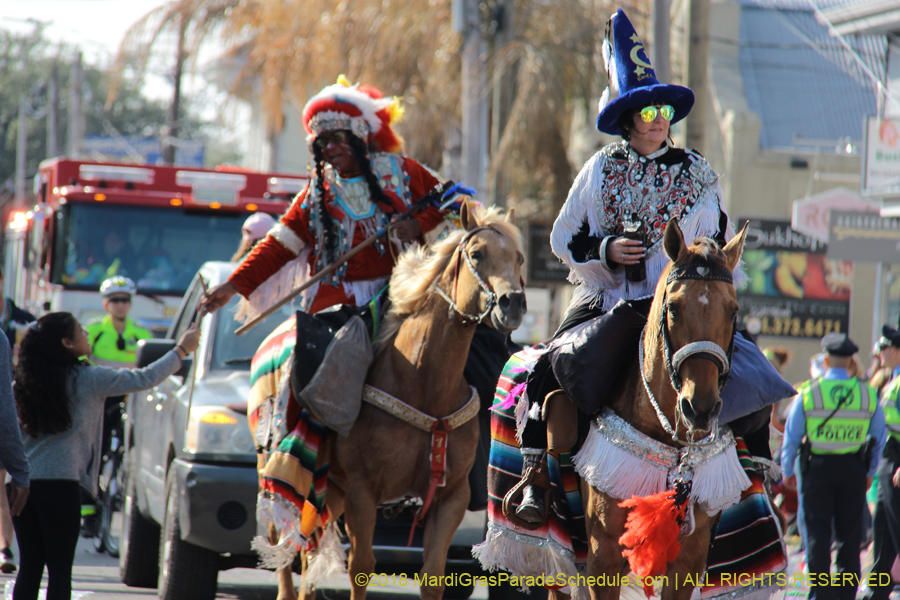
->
[738,218,852,339]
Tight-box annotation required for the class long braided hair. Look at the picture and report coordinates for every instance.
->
[310,131,396,265]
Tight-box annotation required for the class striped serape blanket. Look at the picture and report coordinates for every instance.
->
[246,314,335,571]
[702,439,787,599]
[473,344,589,582]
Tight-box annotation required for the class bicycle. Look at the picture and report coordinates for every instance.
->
[94,397,126,557]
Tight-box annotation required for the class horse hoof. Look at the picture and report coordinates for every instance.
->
[516,486,547,524]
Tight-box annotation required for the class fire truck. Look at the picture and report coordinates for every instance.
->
[4,158,306,334]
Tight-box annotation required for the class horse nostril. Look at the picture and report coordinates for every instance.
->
[680,397,695,422]
[500,291,526,315]
[710,400,722,420]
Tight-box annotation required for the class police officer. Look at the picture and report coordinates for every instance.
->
[861,325,900,600]
[781,332,886,600]
[82,276,152,537]
[86,276,152,368]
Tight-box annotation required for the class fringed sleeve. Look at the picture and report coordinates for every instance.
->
[550,151,624,293]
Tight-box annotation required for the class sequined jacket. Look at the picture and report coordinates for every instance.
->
[230,153,443,314]
[550,142,745,312]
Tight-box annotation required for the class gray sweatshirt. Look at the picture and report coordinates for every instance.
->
[0,333,28,488]
[21,351,181,495]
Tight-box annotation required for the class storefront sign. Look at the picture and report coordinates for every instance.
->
[863,116,900,195]
[827,210,900,262]
[527,223,569,284]
[791,187,879,242]
[738,218,852,339]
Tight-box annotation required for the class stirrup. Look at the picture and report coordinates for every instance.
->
[502,455,550,530]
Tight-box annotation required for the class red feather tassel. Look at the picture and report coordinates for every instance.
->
[618,487,689,598]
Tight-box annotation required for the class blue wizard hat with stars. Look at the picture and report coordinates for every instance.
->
[596,8,695,136]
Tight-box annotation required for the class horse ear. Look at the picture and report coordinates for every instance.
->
[505,208,516,226]
[663,218,686,262]
[460,201,473,231]
[722,222,749,272]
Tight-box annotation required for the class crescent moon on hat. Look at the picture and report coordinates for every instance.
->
[630,44,653,69]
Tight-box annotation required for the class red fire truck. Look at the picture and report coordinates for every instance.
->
[4,158,306,334]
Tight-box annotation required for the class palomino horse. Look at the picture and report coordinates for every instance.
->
[577,219,749,600]
[254,203,526,600]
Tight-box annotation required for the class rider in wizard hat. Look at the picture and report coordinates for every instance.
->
[498,8,793,527]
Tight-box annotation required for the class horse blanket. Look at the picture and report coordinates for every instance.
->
[474,347,788,600]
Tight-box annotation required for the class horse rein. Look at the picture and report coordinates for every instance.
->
[639,259,737,447]
[433,226,499,324]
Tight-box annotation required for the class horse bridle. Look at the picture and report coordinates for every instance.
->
[660,261,737,393]
[640,259,737,446]
[433,226,499,324]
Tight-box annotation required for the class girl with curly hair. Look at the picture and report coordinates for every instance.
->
[12,312,199,600]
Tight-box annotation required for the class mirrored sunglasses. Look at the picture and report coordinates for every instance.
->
[313,130,351,149]
[640,105,675,123]
[107,296,132,304]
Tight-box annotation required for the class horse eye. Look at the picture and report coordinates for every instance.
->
[668,304,679,319]
[470,250,483,261]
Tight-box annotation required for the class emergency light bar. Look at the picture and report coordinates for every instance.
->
[176,171,247,206]
[267,177,306,196]
[79,165,155,184]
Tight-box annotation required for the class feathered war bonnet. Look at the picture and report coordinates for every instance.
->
[596,8,694,136]
[302,75,405,153]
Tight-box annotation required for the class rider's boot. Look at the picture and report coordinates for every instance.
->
[544,389,577,460]
[514,390,577,524]
[515,450,550,524]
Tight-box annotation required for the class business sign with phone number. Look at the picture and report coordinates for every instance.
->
[737,218,852,339]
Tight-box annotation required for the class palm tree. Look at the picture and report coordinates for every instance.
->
[112,0,650,209]
[107,0,238,164]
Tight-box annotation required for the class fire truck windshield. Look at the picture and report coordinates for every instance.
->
[52,203,260,296]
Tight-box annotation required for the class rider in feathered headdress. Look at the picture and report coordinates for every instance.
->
[201,76,446,319]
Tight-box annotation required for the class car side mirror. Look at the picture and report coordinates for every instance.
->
[136,339,193,378]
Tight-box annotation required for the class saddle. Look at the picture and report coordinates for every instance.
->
[289,289,389,436]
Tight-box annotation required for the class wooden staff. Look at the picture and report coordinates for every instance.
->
[234,182,451,336]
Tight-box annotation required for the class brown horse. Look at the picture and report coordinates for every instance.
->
[262,203,526,600]
[577,219,749,600]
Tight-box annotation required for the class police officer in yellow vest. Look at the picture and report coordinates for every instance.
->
[86,277,152,368]
[81,276,152,538]
[861,325,900,600]
[781,332,886,600]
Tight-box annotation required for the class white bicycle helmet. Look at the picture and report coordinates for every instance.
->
[100,276,137,297]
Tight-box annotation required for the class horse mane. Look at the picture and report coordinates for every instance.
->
[376,205,523,349]
[645,236,728,343]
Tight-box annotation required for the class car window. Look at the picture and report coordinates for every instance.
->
[169,278,205,340]
[209,298,294,371]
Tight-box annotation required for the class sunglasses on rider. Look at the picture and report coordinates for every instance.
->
[314,130,351,150]
[116,334,127,351]
[640,105,675,123]
[107,296,131,304]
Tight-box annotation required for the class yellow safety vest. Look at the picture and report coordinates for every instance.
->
[881,376,900,443]
[86,315,153,368]
[802,377,876,454]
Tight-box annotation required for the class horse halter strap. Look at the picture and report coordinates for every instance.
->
[661,260,736,394]
[433,226,498,324]
[640,258,737,446]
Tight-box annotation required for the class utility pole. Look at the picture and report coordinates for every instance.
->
[488,1,512,207]
[652,0,671,84]
[67,51,84,158]
[16,96,27,206]
[460,0,488,197]
[684,0,710,154]
[164,12,187,166]
[47,62,59,158]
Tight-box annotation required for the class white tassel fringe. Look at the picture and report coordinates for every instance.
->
[574,426,750,515]
[252,493,304,571]
[303,522,347,591]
